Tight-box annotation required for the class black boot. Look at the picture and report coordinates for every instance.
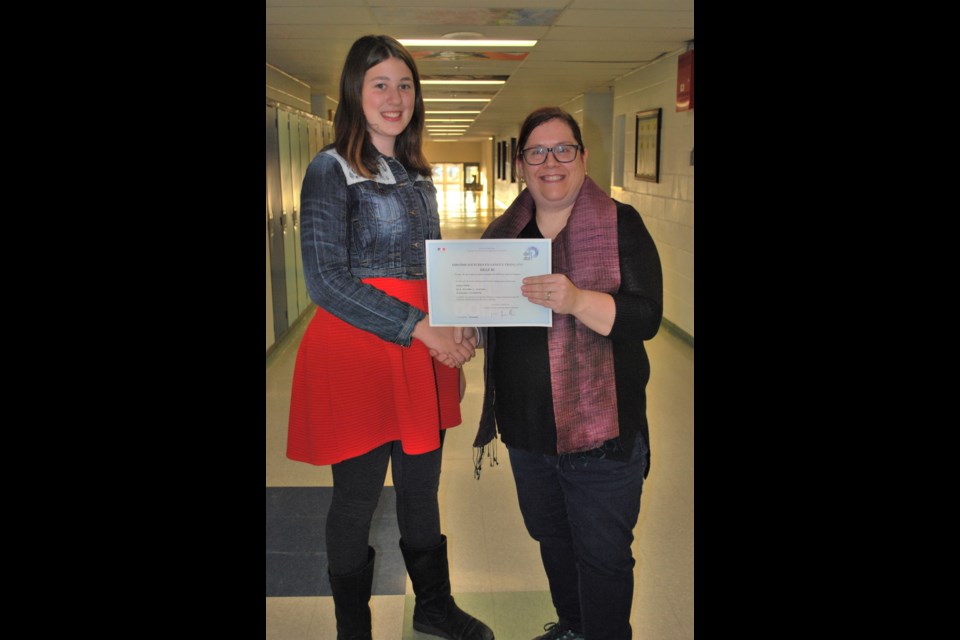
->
[328,546,375,640]
[399,535,495,640]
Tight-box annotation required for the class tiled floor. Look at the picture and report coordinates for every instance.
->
[266,199,694,639]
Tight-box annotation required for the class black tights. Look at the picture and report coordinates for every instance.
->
[326,434,445,576]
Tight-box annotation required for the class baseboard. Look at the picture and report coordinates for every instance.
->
[660,316,694,348]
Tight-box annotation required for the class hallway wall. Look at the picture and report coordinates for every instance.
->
[611,49,695,339]
[491,130,523,212]
[267,64,312,113]
[491,63,694,340]
[422,140,483,163]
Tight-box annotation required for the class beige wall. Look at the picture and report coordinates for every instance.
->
[424,140,494,206]
[423,140,483,163]
[611,49,694,338]
[481,139,495,210]
[562,94,614,195]
[266,64,312,112]
[311,94,339,121]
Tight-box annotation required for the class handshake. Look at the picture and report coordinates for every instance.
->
[412,318,479,370]
[428,326,479,369]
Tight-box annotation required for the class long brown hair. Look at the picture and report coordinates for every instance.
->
[334,35,431,178]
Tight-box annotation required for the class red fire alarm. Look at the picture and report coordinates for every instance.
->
[676,49,694,112]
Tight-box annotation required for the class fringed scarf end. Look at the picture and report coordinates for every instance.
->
[472,438,500,480]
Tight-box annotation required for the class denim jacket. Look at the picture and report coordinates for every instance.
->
[299,146,441,347]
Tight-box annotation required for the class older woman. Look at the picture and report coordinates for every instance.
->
[474,107,663,640]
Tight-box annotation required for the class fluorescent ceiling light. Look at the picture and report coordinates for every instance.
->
[426,118,474,122]
[424,99,490,103]
[400,39,536,47]
[426,111,481,115]
[422,80,505,86]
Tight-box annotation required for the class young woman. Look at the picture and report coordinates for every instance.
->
[287,34,493,640]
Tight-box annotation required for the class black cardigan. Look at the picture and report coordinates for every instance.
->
[484,201,663,471]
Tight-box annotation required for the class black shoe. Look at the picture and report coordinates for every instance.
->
[400,535,495,640]
[412,599,494,640]
[532,621,585,640]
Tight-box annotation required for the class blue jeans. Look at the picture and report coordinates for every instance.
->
[508,440,648,640]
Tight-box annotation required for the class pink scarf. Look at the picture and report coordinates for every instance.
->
[482,176,620,453]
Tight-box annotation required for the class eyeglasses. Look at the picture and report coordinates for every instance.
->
[520,144,581,165]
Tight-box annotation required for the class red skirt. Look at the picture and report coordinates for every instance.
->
[286,277,462,466]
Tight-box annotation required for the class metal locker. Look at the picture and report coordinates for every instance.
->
[266,105,288,339]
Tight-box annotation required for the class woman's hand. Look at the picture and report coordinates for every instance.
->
[455,326,480,349]
[522,274,581,315]
[433,327,480,369]
[522,274,616,336]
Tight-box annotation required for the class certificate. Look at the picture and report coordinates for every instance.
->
[425,239,552,327]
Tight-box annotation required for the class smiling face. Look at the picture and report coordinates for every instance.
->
[517,118,589,214]
[362,56,415,156]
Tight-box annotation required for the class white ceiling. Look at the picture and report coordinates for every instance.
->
[266,0,694,141]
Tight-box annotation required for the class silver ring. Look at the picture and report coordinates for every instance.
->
[546,291,552,301]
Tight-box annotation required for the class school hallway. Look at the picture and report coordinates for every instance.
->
[265,194,694,640]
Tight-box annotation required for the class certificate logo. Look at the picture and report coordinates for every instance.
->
[523,246,539,260]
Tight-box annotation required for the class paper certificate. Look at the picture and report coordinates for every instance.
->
[425,239,553,327]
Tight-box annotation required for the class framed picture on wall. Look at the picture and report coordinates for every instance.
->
[495,141,501,179]
[635,108,662,183]
[500,141,507,180]
[510,138,517,183]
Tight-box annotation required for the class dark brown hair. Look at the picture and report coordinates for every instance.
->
[334,35,431,178]
[515,106,586,164]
